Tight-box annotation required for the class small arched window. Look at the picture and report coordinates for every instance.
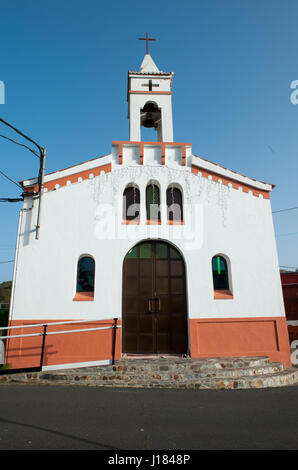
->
[123,185,140,223]
[146,183,160,223]
[167,185,183,223]
[212,255,233,299]
[74,256,95,301]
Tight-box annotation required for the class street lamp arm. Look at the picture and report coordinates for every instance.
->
[0,117,44,156]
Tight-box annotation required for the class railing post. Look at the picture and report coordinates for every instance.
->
[112,318,118,365]
[40,324,47,370]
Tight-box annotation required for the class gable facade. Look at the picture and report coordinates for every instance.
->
[6,54,291,370]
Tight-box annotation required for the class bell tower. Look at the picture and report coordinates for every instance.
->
[112,35,191,168]
[127,34,174,142]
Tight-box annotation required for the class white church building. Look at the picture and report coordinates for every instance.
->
[6,48,291,370]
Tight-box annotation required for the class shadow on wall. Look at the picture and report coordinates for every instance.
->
[22,208,35,247]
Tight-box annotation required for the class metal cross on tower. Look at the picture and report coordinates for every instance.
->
[138,32,156,55]
[141,79,159,91]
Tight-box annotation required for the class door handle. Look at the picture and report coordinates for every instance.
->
[148,297,161,313]
[148,298,154,313]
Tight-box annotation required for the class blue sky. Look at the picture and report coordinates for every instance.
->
[0,0,298,282]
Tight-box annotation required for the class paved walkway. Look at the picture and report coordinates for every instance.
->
[0,384,298,450]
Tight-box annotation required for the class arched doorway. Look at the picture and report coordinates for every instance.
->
[122,240,188,355]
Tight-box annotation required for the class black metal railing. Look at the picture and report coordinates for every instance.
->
[0,318,119,374]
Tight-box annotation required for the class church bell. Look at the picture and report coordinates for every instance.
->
[142,112,155,128]
[141,102,161,129]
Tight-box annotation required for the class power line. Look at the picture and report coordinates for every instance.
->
[0,169,23,190]
[0,134,40,158]
[0,198,23,203]
[0,260,14,265]
[0,118,43,155]
[273,206,298,214]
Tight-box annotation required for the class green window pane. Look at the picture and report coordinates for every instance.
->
[212,256,229,290]
[140,243,152,258]
[170,247,181,259]
[156,243,168,259]
[126,246,137,258]
[146,184,160,220]
[212,256,227,274]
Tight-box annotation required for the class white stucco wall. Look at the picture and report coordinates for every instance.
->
[10,159,285,323]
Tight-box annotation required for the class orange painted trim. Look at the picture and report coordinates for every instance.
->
[191,165,271,199]
[214,290,233,299]
[24,163,112,194]
[194,154,275,189]
[146,220,161,225]
[73,291,94,301]
[182,144,186,166]
[112,141,192,146]
[189,316,291,367]
[20,155,111,188]
[118,143,123,165]
[129,91,172,95]
[167,220,184,225]
[128,71,173,77]
[140,142,144,165]
[161,143,166,165]
[122,220,140,225]
[111,141,191,167]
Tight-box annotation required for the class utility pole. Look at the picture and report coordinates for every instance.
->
[0,117,45,239]
[35,147,46,240]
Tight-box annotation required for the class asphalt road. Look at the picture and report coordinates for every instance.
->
[0,384,297,451]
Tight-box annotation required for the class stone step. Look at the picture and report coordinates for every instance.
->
[118,356,273,369]
[45,362,283,380]
[10,367,298,390]
[114,362,282,376]
[113,364,285,379]
[1,356,298,390]
[77,356,272,375]
[200,369,298,390]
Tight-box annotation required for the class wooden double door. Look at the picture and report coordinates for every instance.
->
[122,241,188,355]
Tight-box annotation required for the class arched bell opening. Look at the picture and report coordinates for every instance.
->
[140,101,162,141]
